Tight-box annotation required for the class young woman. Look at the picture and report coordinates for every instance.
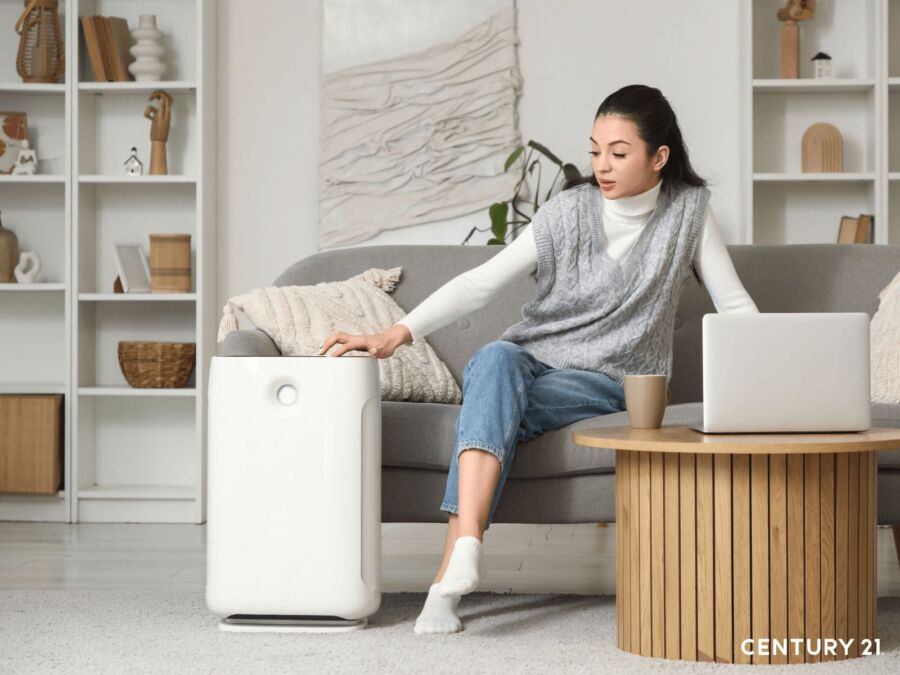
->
[318,84,759,634]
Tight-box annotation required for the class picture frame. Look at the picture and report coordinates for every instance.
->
[113,243,151,293]
[0,112,28,174]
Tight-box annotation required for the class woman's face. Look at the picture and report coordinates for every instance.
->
[590,114,669,199]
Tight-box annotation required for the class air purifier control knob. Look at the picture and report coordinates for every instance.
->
[276,384,298,406]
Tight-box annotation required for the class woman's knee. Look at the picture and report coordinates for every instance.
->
[465,340,528,375]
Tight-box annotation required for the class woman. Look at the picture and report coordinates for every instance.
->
[318,84,759,634]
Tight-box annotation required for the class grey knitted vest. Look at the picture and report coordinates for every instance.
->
[497,181,710,385]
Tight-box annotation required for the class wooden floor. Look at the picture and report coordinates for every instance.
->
[1,522,899,595]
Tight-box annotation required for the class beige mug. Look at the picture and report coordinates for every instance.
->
[624,374,671,429]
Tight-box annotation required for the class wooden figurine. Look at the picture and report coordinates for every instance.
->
[802,122,842,173]
[777,0,816,79]
[144,89,172,175]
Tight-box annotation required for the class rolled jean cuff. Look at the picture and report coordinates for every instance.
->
[455,440,506,472]
[439,502,492,531]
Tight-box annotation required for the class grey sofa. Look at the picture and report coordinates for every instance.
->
[219,243,900,537]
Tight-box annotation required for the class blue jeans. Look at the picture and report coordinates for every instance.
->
[440,340,627,531]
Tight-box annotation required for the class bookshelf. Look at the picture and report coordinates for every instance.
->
[744,0,900,245]
[0,0,216,523]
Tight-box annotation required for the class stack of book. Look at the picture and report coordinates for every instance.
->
[81,16,134,82]
[837,214,874,244]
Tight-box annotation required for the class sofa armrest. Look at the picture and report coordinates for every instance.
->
[217,329,282,356]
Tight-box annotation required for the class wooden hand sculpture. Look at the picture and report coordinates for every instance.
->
[144,89,172,175]
[777,0,816,78]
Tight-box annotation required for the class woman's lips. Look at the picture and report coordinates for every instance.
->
[599,180,616,189]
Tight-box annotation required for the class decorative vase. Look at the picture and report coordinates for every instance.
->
[127,15,166,82]
[15,0,64,83]
[0,212,20,283]
[14,250,41,283]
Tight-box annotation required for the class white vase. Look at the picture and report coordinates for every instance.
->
[128,15,166,82]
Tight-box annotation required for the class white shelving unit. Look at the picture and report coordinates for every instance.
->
[0,0,216,524]
[744,0,900,245]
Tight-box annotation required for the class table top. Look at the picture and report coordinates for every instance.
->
[572,425,900,455]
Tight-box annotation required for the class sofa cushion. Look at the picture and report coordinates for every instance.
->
[383,401,900,476]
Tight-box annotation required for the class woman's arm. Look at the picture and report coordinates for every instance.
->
[394,224,539,344]
[692,207,760,313]
[322,223,539,356]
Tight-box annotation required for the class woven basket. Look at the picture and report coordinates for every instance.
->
[117,341,196,388]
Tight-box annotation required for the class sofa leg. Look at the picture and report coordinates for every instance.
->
[596,523,609,529]
[894,525,900,568]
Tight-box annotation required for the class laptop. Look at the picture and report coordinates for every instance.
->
[691,312,871,434]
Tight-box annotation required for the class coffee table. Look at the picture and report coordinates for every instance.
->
[572,425,900,665]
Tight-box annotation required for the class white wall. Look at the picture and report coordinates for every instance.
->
[217,0,744,310]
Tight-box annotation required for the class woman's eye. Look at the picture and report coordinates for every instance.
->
[613,153,625,158]
[588,151,599,156]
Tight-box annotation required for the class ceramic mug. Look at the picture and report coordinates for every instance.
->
[623,374,670,429]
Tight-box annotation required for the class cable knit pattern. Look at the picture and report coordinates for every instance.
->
[498,182,710,385]
[218,266,461,404]
[871,270,900,404]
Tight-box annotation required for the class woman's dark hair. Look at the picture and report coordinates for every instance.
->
[572,84,706,193]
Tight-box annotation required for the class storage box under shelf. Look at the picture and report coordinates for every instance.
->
[0,394,64,495]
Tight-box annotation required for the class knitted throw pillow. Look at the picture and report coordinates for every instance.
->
[871,270,900,404]
[216,266,461,404]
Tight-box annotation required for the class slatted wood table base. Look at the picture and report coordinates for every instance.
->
[615,448,877,664]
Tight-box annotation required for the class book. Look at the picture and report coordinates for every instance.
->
[837,215,857,243]
[104,17,135,82]
[81,16,107,82]
[856,214,874,244]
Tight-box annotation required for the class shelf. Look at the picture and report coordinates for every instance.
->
[890,173,900,181]
[79,175,197,184]
[753,78,875,93]
[0,283,66,292]
[0,175,65,183]
[79,387,197,397]
[890,78,900,91]
[77,485,195,501]
[78,81,197,93]
[753,173,876,182]
[0,383,65,395]
[0,82,65,94]
[79,293,197,302]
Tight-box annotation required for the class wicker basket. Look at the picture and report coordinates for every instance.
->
[117,341,196,388]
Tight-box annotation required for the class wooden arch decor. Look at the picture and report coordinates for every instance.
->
[802,122,843,173]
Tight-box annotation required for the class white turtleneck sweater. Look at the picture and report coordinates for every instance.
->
[397,180,759,344]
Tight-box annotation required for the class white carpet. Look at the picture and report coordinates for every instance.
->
[2,589,900,674]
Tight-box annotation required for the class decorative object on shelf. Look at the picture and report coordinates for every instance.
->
[128,14,166,82]
[149,233,191,292]
[15,0,64,84]
[0,394,63,494]
[318,1,521,249]
[0,211,20,283]
[117,341,196,388]
[113,242,151,292]
[801,122,842,172]
[14,250,41,283]
[777,0,816,79]
[812,51,832,78]
[0,112,28,174]
[124,146,143,176]
[82,15,135,83]
[144,90,172,175]
[11,139,37,175]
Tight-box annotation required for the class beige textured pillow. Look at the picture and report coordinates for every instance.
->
[871,270,900,404]
[216,266,461,404]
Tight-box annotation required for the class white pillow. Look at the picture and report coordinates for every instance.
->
[217,266,461,404]
[871,270,900,404]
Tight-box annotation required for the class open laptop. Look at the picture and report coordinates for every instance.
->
[691,312,871,434]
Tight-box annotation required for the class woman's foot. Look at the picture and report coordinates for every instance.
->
[413,583,462,634]
[437,535,485,596]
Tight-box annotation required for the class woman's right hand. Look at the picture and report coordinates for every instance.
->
[318,324,411,359]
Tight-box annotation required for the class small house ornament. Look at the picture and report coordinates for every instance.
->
[124,147,143,176]
[812,51,832,78]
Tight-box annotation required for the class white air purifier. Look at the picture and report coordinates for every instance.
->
[206,355,382,633]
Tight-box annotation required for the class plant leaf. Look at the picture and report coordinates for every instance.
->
[489,202,508,241]
[486,238,504,245]
[504,146,524,172]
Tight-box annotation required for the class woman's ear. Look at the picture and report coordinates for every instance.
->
[652,145,670,172]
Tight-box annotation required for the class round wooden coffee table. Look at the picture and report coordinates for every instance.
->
[572,425,900,665]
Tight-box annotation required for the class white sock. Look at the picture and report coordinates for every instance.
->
[437,535,484,597]
[413,583,462,634]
